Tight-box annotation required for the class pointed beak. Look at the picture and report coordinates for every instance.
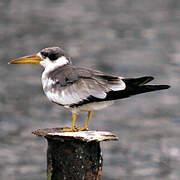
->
[8,54,43,64]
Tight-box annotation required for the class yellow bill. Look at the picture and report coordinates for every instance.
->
[8,54,43,64]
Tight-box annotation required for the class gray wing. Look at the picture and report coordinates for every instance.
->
[49,65,126,105]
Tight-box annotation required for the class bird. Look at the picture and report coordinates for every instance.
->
[9,47,170,132]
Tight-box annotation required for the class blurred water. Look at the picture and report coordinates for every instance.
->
[0,0,179,180]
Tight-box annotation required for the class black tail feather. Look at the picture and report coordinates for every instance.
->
[105,76,170,100]
[125,84,170,96]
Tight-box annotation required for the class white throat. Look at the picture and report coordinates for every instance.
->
[39,55,69,72]
[41,55,70,91]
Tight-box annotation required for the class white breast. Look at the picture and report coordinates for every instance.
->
[41,71,80,106]
[41,71,60,103]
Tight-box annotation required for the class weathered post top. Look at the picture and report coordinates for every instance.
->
[32,127,119,142]
[32,128,118,180]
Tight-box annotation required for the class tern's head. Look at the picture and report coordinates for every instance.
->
[8,47,71,68]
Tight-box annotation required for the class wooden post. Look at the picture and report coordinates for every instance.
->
[32,128,118,180]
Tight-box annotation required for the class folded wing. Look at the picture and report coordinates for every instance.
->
[49,66,126,106]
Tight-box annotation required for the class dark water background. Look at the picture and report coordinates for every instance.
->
[0,0,179,180]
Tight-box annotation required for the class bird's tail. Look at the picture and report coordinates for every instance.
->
[122,76,170,97]
[105,76,170,101]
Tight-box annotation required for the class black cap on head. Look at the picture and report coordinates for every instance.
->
[40,47,67,61]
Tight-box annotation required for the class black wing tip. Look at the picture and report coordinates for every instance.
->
[160,85,171,89]
[144,77,170,90]
[149,84,171,91]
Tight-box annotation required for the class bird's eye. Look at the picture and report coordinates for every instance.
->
[49,53,59,61]
[41,52,48,58]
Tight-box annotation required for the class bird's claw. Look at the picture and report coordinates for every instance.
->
[60,126,88,132]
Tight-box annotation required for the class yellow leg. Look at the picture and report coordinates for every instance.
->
[61,113,77,132]
[77,111,92,131]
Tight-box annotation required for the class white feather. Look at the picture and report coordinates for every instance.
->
[41,56,69,90]
[109,78,126,91]
[46,89,84,105]
[39,55,69,70]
